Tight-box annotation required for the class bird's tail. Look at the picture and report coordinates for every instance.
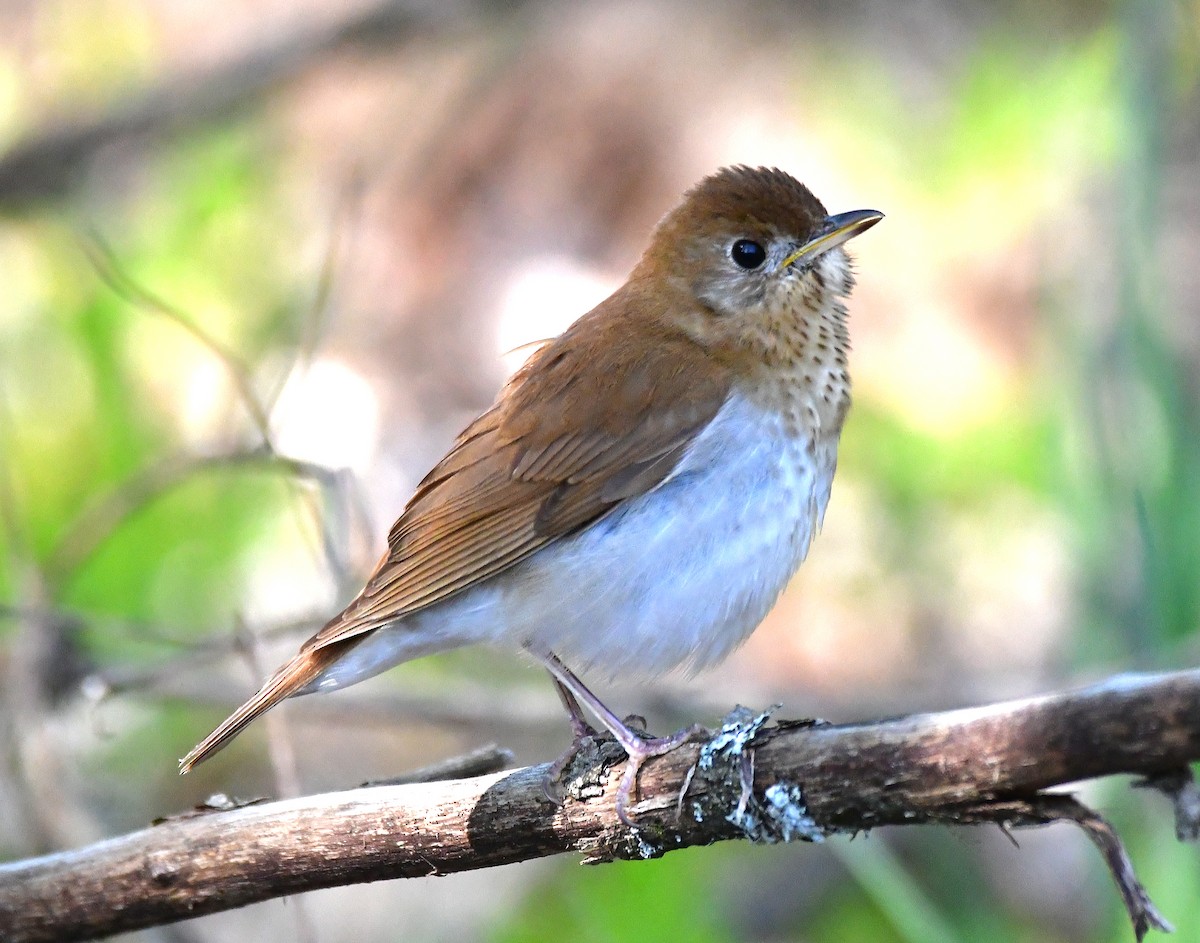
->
[178,640,352,774]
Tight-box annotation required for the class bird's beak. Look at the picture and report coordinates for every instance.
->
[781,209,884,270]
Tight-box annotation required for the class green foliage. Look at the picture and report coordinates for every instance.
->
[0,120,300,663]
[810,27,1118,247]
[61,469,294,651]
[490,848,738,943]
[842,400,1056,517]
[830,837,962,943]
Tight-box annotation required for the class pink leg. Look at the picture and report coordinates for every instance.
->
[536,651,707,826]
[541,675,600,803]
[549,675,596,740]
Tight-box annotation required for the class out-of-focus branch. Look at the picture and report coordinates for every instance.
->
[1,669,1197,942]
[80,235,276,447]
[0,602,728,734]
[0,0,522,206]
[43,449,366,581]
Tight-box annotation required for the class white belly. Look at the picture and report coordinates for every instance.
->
[311,391,838,690]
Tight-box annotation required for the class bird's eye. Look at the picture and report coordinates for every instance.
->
[730,239,767,270]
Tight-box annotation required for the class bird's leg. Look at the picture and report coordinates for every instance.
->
[542,674,602,803]
[551,675,597,740]
[536,651,707,826]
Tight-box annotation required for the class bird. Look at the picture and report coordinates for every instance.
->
[180,165,882,824]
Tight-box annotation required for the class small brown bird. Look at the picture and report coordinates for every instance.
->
[181,166,882,823]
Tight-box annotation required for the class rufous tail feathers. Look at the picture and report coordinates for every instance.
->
[178,642,347,773]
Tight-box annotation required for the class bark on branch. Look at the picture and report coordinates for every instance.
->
[2,669,1199,942]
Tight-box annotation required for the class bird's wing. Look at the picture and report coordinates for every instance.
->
[178,639,355,772]
[179,300,735,772]
[305,306,734,652]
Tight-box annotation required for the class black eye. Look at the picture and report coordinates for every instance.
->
[730,239,766,270]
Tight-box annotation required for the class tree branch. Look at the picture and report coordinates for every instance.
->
[0,0,520,206]
[2,669,1198,942]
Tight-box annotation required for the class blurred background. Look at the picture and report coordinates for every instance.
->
[1,0,1198,940]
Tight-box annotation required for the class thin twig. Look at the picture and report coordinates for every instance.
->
[358,744,515,786]
[260,172,366,417]
[79,233,275,448]
[952,796,1174,941]
[43,449,352,579]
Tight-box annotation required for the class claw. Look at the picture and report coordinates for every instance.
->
[541,729,596,804]
[611,724,709,826]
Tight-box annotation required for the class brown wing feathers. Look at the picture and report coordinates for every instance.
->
[178,638,358,773]
[304,319,733,651]
[181,299,733,771]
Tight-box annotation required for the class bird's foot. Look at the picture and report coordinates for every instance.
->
[611,722,710,827]
[535,651,709,825]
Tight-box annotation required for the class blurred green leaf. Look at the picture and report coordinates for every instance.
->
[490,849,738,943]
[842,399,1056,519]
[60,468,296,657]
[812,27,1118,247]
